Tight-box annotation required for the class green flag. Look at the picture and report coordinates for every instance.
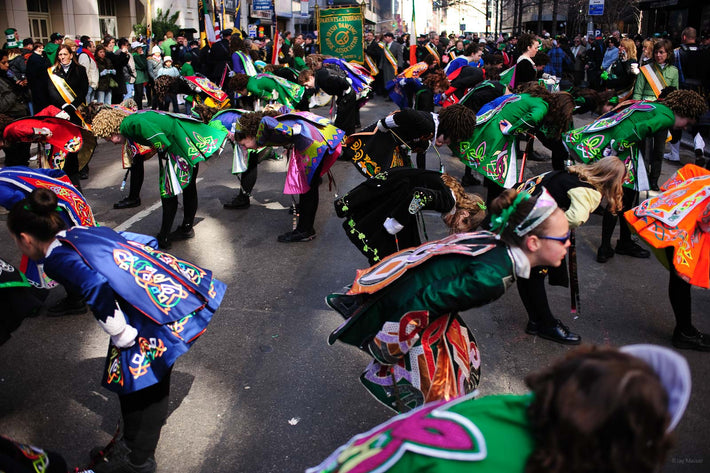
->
[317,6,364,63]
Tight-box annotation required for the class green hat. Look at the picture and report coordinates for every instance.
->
[5,28,20,48]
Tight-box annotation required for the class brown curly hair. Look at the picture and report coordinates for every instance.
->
[514,84,573,139]
[234,110,281,138]
[422,70,449,92]
[661,89,708,121]
[192,103,222,123]
[305,54,326,69]
[437,104,477,143]
[440,173,486,232]
[228,73,250,94]
[525,345,672,473]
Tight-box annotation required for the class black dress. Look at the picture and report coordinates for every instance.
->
[315,68,358,135]
[335,168,456,264]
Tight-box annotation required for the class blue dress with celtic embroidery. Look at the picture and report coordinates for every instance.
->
[42,226,226,395]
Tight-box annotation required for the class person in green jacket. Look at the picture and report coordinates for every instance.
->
[327,188,570,412]
[308,344,688,473]
[564,89,707,263]
[180,55,195,115]
[44,32,64,64]
[229,72,305,109]
[91,106,228,249]
[632,38,681,191]
[131,42,149,110]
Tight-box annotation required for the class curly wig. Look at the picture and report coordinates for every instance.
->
[305,54,326,69]
[662,90,708,121]
[441,173,487,232]
[422,70,449,92]
[192,103,221,123]
[437,104,477,143]
[525,345,672,473]
[91,107,128,139]
[228,73,250,94]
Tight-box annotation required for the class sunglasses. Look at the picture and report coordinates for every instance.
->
[538,230,571,244]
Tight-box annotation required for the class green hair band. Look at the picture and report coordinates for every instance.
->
[489,192,530,234]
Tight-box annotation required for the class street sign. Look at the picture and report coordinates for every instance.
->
[588,0,604,16]
[460,23,466,31]
[253,0,272,10]
[248,24,257,38]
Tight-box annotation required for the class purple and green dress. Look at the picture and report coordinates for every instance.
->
[308,392,534,473]
[256,111,344,194]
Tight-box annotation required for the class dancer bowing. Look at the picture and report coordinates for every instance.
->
[342,104,477,178]
[514,156,627,345]
[308,344,688,473]
[564,89,707,263]
[335,168,486,264]
[626,164,710,351]
[91,107,228,249]
[327,188,569,412]
[7,188,226,473]
[234,110,344,242]
[458,84,573,205]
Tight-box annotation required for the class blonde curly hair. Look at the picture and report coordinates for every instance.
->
[91,107,128,139]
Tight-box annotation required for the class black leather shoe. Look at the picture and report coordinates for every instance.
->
[277,229,316,243]
[614,239,650,258]
[113,198,141,209]
[223,193,250,209]
[47,296,88,316]
[649,183,660,191]
[460,174,481,187]
[169,224,195,241]
[596,245,615,263]
[526,319,581,345]
[156,233,171,250]
[672,329,710,352]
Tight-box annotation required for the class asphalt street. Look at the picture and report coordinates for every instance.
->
[1,96,708,472]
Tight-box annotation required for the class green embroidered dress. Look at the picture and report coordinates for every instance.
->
[120,111,228,196]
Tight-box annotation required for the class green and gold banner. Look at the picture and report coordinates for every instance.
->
[317,6,364,63]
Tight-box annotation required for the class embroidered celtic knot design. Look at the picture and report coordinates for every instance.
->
[113,248,189,315]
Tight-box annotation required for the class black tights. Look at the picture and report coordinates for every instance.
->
[240,149,260,195]
[159,164,199,236]
[296,174,320,233]
[517,267,557,327]
[600,186,636,247]
[128,156,145,200]
[666,248,693,334]
[119,368,172,464]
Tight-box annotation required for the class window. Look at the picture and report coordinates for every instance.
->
[99,0,118,39]
[27,0,50,44]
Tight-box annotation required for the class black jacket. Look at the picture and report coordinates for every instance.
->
[26,52,51,112]
[47,61,89,124]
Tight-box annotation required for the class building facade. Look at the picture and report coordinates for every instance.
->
[0,0,204,44]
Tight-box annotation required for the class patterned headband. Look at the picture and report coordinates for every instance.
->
[513,187,558,236]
